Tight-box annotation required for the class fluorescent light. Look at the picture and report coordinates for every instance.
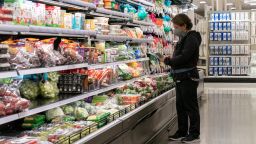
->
[226,3,233,6]
[231,7,236,10]
[200,1,207,4]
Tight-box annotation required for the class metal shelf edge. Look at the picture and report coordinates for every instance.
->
[18,63,89,76]
[88,58,149,69]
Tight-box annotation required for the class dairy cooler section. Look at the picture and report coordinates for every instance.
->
[208,11,251,78]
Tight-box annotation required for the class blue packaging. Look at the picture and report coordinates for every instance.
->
[214,57,219,65]
[218,46,223,55]
[227,32,232,41]
[218,22,223,30]
[224,58,228,65]
[214,67,218,75]
[218,67,223,75]
[223,22,227,30]
[227,13,231,20]
[214,46,218,55]
[209,67,214,76]
[218,33,222,41]
[227,45,232,55]
[219,13,223,21]
[219,57,223,65]
[210,46,214,55]
[210,32,214,41]
[211,13,215,21]
[215,13,219,21]
[210,57,214,65]
[222,13,226,20]
[223,67,227,75]
[215,22,219,30]
[214,32,218,41]
[223,33,227,41]
[210,22,214,30]
[223,46,227,55]
[227,67,232,75]
[228,57,232,65]
[227,22,231,30]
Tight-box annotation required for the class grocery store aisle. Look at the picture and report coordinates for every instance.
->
[169,83,256,144]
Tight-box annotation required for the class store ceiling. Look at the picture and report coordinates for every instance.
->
[192,0,256,14]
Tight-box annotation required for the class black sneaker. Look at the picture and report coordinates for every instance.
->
[169,132,187,141]
[181,135,200,143]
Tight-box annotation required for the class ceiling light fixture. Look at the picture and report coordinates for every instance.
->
[199,1,207,4]
[226,3,233,6]
[230,7,236,10]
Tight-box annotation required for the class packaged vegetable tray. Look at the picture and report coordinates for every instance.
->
[87,112,111,128]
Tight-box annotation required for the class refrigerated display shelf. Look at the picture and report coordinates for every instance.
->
[0,31,18,35]
[94,35,131,42]
[0,58,149,77]
[130,38,154,43]
[209,65,250,67]
[209,20,251,22]
[18,63,89,75]
[74,88,175,144]
[205,76,256,82]
[209,44,251,46]
[209,55,250,57]
[0,71,18,79]
[132,20,155,26]
[129,0,155,7]
[0,25,97,37]
[88,58,149,69]
[88,8,132,20]
[0,75,149,125]
[31,0,94,10]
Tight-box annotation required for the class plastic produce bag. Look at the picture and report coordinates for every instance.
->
[74,107,89,120]
[39,81,59,99]
[35,38,62,67]
[5,38,42,69]
[117,64,133,80]
[46,107,65,121]
[0,79,30,116]
[47,72,60,82]
[62,105,74,115]
[59,39,84,64]
[19,80,39,100]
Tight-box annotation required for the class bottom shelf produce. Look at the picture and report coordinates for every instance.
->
[0,73,175,144]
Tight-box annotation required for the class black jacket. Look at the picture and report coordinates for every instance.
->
[164,31,202,70]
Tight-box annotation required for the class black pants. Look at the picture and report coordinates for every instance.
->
[176,79,200,137]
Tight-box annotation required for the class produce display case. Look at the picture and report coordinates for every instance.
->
[0,0,202,143]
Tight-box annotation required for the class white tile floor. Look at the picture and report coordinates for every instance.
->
[169,83,256,144]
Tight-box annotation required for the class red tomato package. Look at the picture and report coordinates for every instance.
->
[0,80,30,117]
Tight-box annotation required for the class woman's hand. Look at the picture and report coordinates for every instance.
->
[164,57,172,66]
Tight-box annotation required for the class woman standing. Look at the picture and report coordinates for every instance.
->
[164,14,201,143]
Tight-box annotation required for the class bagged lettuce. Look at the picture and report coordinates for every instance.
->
[19,80,39,100]
[39,81,59,99]
[74,107,89,120]
[62,105,74,115]
[46,107,65,121]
